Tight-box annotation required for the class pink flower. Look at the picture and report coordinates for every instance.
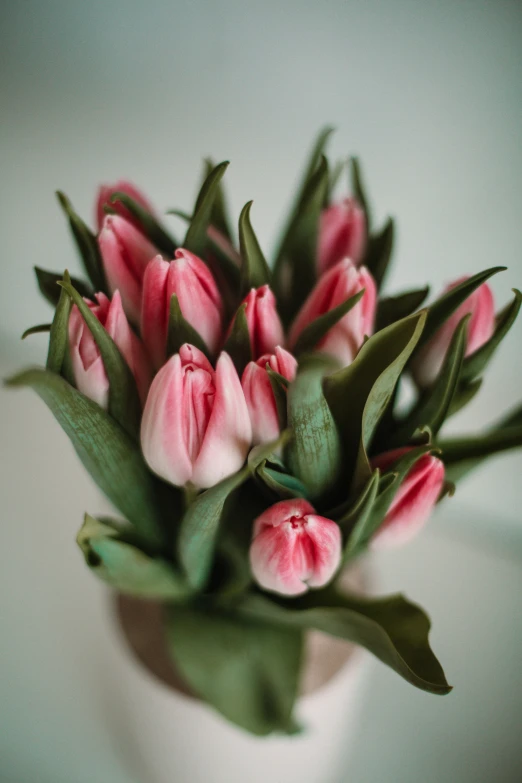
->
[370,448,445,549]
[288,259,377,367]
[240,286,285,359]
[95,180,155,233]
[242,347,297,445]
[318,198,367,275]
[412,278,495,388]
[249,499,342,596]
[68,290,152,409]
[140,345,252,489]
[141,249,224,369]
[98,215,157,324]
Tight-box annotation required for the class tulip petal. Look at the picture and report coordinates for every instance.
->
[304,514,342,587]
[141,255,170,369]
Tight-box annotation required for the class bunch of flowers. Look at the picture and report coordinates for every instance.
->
[9,129,522,735]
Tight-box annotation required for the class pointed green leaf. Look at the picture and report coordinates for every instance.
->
[34,266,93,307]
[22,323,52,340]
[448,378,483,417]
[293,289,365,356]
[222,303,252,374]
[110,191,176,256]
[77,514,191,599]
[58,279,141,439]
[247,430,293,471]
[46,270,73,375]
[439,426,522,470]
[328,158,346,201]
[376,287,430,332]
[183,161,230,258]
[364,218,395,289]
[239,201,271,295]
[165,602,303,735]
[255,463,309,500]
[166,294,211,359]
[201,157,233,239]
[56,191,107,291]
[350,156,372,230]
[266,367,289,430]
[338,469,380,542]
[5,369,163,544]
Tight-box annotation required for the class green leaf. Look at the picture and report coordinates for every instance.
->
[110,191,176,256]
[376,287,430,332]
[165,602,303,735]
[255,463,309,500]
[324,310,427,489]
[418,267,506,350]
[286,354,343,500]
[58,278,141,440]
[337,469,380,544]
[56,191,107,292]
[438,426,522,482]
[460,288,522,383]
[201,157,233,240]
[77,514,191,599]
[47,271,73,375]
[448,378,483,417]
[166,294,211,359]
[238,201,271,295]
[5,369,163,544]
[183,161,230,258]
[292,289,365,356]
[34,266,93,307]
[21,323,52,340]
[266,367,289,430]
[178,467,250,590]
[364,218,395,289]
[350,156,372,230]
[222,303,252,374]
[238,589,451,696]
[328,158,346,201]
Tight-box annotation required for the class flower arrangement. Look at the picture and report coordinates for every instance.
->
[8,128,522,736]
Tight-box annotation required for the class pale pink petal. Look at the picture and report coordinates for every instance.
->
[242,361,280,445]
[141,255,170,369]
[304,515,342,587]
[250,525,309,596]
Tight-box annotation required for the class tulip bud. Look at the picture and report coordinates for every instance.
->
[95,180,155,233]
[242,347,297,445]
[249,499,342,596]
[68,290,152,410]
[412,278,495,388]
[318,198,367,275]
[140,345,252,489]
[241,285,285,359]
[289,259,377,367]
[370,448,445,549]
[98,215,157,324]
[141,249,224,369]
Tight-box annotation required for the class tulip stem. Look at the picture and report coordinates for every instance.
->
[183,483,199,510]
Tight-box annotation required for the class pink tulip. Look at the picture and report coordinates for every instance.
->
[140,345,252,489]
[95,180,156,233]
[242,347,297,445]
[141,249,224,369]
[68,290,152,410]
[370,448,445,549]
[318,198,367,275]
[289,259,377,367]
[240,286,285,359]
[412,278,495,388]
[249,499,342,596]
[98,215,157,324]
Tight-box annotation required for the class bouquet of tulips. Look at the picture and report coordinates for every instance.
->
[8,128,522,736]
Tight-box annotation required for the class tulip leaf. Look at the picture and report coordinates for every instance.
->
[350,156,372,230]
[201,157,233,240]
[77,514,191,599]
[239,201,271,295]
[376,287,430,332]
[286,354,343,500]
[324,310,427,489]
[336,469,380,535]
[178,467,251,590]
[34,266,93,307]
[418,266,507,350]
[364,218,395,290]
[255,463,309,500]
[223,303,252,375]
[438,425,522,484]
[448,378,483,417]
[5,368,163,544]
[265,367,289,430]
[167,293,211,359]
[110,191,177,256]
[328,158,346,202]
[460,288,522,383]
[293,289,365,356]
[247,430,293,470]
[165,602,303,736]
[184,161,230,258]
[46,271,73,375]
[238,589,451,696]
[22,323,52,340]
[56,191,107,292]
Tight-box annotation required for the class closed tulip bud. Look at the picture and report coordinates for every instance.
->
[141,249,224,369]
[250,499,342,596]
[68,290,152,410]
[242,347,297,445]
[95,180,156,233]
[412,278,495,388]
[318,198,367,275]
[371,448,445,549]
[241,285,285,359]
[289,259,377,367]
[98,215,157,324]
[140,345,252,489]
